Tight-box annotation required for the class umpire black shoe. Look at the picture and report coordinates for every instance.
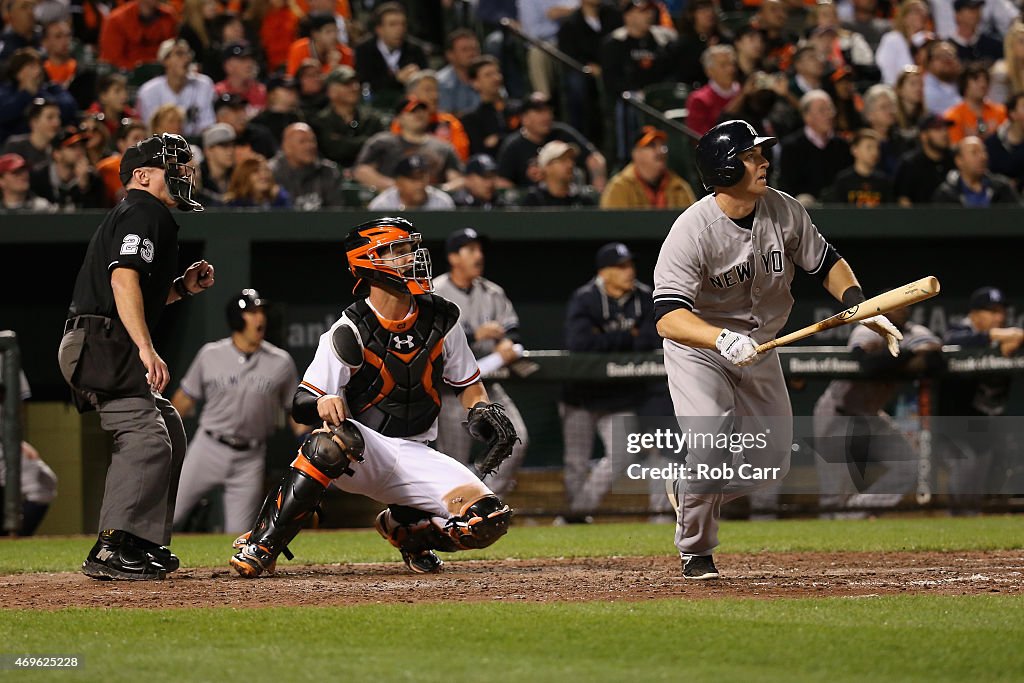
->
[127,534,180,572]
[682,554,720,580]
[82,530,167,581]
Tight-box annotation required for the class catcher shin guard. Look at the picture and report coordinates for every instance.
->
[230,423,364,578]
[443,495,512,550]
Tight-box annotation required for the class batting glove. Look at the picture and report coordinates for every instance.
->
[860,315,903,357]
[716,329,759,366]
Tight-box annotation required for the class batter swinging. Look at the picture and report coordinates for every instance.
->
[654,120,903,579]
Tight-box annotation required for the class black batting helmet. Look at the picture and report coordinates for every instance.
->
[226,288,265,332]
[695,120,776,191]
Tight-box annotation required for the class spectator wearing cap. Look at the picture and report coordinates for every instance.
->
[269,122,343,210]
[354,95,462,191]
[672,0,731,88]
[95,119,148,206]
[249,79,303,152]
[29,126,105,209]
[893,113,956,204]
[778,90,853,203]
[949,0,1002,65]
[451,154,508,208]
[311,66,387,169]
[216,43,268,115]
[286,12,354,77]
[86,74,139,140]
[924,40,964,114]
[941,285,1022,514]
[686,45,741,137]
[294,59,328,120]
[215,92,278,162]
[224,155,291,209]
[0,49,77,142]
[601,126,696,208]
[437,28,483,117]
[0,0,41,67]
[136,39,217,139]
[985,92,1024,188]
[353,2,427,109]
[932,134,1020,204]
[560,241,664,520]
[367,154,456,210]
[822,128,894,205]
[198,123,236,205]
[459,55,517,158]
[557,0,623,144]
[876,0,932,85]
[944,62,1007,143]
[522,140,598,207]
[496,91,607,191]
[390,70,470,161]
[843,0,891,52]
[1,97,62,170]
[830,67,866,136]
[0,153,55,211]
[734,25,768,82]
[98,0,178,70]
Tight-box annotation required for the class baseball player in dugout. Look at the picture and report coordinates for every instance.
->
[57,132,212,581]
[654,120,904,580]
[170,289,302,534]
[230,217,518,577]
[433,227,531,496]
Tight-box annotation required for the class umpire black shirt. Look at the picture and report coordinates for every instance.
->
[68,189,180,330]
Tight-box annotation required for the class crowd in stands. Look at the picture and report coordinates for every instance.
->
[3,0,1024,213]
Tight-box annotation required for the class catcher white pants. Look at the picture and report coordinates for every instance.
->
[332,420,494,521]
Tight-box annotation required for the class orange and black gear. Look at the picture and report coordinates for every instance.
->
[344,216,434,296]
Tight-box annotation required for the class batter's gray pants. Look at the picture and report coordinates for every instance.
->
[435,383,529,496]
[665,346,792,557]
[173,430,266,533]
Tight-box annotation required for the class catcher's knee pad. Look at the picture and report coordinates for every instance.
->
[299,421,365,481]
[443,495,512,550]
[375,508,459,553]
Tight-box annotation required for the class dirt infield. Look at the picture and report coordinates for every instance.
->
[2,551,1021,610]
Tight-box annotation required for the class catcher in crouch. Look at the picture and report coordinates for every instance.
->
[230,217,517,577]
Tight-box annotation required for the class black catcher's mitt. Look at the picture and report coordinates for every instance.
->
[464,402,520,478]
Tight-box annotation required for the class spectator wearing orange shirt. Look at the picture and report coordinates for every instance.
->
[98,0,178,70]
[944,63,1007,143]
[40,19,76,88]
[94,119,148,206]
[285,12,354,77]
[390,69,470,162]
[253,0,301,74]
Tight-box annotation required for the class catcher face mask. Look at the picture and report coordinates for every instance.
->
[369,233,434,294]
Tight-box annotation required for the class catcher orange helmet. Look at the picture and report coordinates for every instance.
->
[344,217,433,296]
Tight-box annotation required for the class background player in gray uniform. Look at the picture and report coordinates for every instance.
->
[434,227,529,495]
[814,307,943,515]
[171,289,300,533]
[654,120,903,580]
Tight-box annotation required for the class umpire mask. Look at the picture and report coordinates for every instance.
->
[121,134,204,212]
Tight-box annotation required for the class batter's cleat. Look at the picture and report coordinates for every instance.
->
[82,530,167,581]
[682,554,720,580]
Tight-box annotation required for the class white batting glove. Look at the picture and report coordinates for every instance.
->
[716,329,759,366]
[860,315,903,357]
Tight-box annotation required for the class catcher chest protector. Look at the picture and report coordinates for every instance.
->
[344,294,461,437]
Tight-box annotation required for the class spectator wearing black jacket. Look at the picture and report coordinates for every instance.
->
[459,55,516,158]
[557,0,622,144]
[29,126,105,209]
[559,242,661,521]
[353,2,427,111]
[777,89,853,203]
[932,136,1020,205]
[893,114,955,205]
[941,287,1022,513]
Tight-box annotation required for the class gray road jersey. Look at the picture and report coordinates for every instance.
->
[179,339,298,440]
[433,273,520,357]
[817,323,941,416]
[654,188,833,344]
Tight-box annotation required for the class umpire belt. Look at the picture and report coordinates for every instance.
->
[205,430,262,451]
[64,314,113,334]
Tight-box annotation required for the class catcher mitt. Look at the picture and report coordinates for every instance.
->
[464,402,519,478]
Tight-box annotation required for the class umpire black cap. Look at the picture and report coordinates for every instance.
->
[226,288,266,331]
[695,120,776,191]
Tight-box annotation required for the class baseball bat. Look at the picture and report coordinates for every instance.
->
[756,276,941,353]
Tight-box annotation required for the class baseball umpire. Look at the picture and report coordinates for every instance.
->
[654,120,902,579]
[57,132,214,581]
[230,217,517,578]
[171,289,301,533]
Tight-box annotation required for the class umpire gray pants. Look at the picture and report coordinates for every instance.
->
[665,346,792,557]
[435,383,528,495]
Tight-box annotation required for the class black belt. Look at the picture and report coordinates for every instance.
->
[205,430,263,451]
[64,314,113,334]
